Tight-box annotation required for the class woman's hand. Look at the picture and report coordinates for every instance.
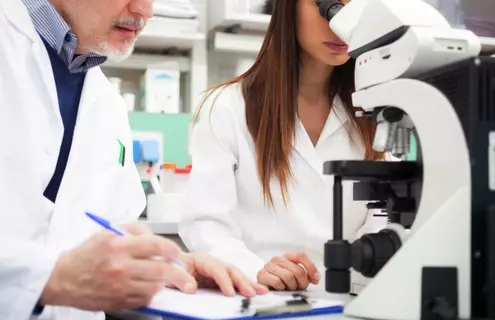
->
[173,253,268,297]
[256,252,320,291]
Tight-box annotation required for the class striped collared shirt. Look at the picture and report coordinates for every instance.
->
[22,0,107,73]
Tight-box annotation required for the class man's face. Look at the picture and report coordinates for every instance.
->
[55,0,153,61]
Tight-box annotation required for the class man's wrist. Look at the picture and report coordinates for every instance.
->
[40,252,69,306]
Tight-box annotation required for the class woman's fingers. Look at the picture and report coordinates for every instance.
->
[265,259,298,291]
[228,266,261,297]
[283,252,320,284]
[257,266,287,291]
[277,258,310,290]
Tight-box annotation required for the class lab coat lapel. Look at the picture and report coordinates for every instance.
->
[2,0,62,129]
[60,68,106,192]
[1,0,38,43]
[78,69,106,113]
[293,120,325,178]
[32,41,62,127]
[51,69,108,246]
[317,97,351,146]
[293,97,350,179]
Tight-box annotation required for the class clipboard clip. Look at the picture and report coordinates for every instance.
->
[240,293,312,316]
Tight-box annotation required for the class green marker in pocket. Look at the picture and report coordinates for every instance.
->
[117,139,125,166]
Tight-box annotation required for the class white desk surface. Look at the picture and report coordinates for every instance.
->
[113,290,355,320]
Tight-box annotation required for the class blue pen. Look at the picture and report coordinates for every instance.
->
[85,212,187,270]
[86,212,127,235]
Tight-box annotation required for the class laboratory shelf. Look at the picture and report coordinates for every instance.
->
[139,219,179,235]
[219,13,271,32]
[211,31,264,54]
[103,53,190,72]
[208,0,271,32]
[135,18,206,50]
[210,33,495,56]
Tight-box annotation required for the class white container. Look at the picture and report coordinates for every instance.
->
[160,163,177,192]
[146,192,185,223]
[123,93,136,111]
[174,167,191,194]
[140,64,181,114]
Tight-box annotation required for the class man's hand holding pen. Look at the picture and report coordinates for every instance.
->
[40,223,267,312]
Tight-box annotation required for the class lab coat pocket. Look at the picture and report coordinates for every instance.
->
[86,137,131,221]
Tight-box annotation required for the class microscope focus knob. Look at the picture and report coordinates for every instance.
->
[324,240,351,293]
[351,229,402,278]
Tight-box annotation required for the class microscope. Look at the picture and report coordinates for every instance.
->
[318,0,495,319]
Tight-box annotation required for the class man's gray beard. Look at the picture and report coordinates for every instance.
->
[92,38,136,62]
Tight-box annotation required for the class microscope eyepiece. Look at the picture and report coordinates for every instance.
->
[318,0,344,21]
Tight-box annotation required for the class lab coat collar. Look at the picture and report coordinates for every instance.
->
[7,0,107,131]
[317,95,350,146]
[293,96,351,180]
[0,0,107,122]
[1,0,64,129]
[1,0,39,43]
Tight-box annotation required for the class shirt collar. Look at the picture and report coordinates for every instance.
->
[23,0,72,54]
[22,0,107,72]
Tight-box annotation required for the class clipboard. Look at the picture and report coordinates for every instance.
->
[134,288,344,320]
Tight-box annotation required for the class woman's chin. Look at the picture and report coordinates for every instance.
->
[320,52,351,67]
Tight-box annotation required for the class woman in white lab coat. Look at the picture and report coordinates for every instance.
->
[179,0,386,292]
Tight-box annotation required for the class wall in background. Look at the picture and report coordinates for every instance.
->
[409,134,417,161]
[128,112,193,166]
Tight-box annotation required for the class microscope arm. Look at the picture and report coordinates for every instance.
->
[325,0,451,57]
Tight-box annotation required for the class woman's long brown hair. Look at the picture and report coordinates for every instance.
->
[195,1,381,207]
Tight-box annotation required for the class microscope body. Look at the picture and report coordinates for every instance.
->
[319,0,495,319]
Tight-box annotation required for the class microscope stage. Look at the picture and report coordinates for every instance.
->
[323,160,421,182]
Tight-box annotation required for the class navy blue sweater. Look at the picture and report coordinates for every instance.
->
[42,39,86,203]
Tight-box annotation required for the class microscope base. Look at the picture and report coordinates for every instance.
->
[350,270,371,296]
[344,187,470,320]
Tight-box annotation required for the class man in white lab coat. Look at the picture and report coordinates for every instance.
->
[0,0,266,319]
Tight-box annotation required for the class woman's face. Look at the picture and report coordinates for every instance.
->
[296,0,351,66]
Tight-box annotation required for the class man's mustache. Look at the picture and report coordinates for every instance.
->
[112,17,145,31]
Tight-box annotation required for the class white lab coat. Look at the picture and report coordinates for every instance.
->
[179,84,386,290]
[0,1,145,319]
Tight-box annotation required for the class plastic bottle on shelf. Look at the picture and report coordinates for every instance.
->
[160,163,177,192]
[174,167,192,195]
